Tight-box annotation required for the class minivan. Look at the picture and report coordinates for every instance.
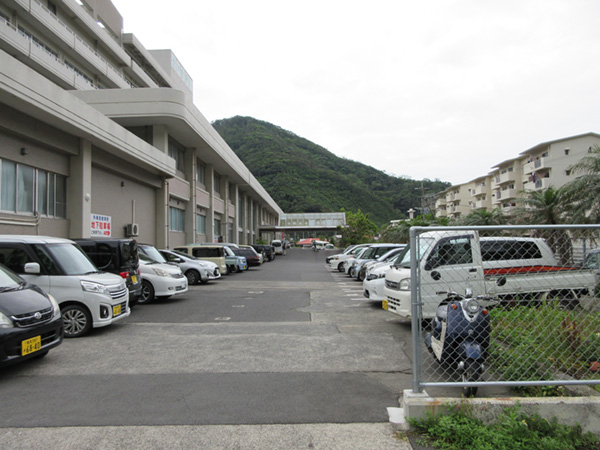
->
[0,236,130,338]
[0,264,63,367]
[74,238,142,307]
[174,245,228,274]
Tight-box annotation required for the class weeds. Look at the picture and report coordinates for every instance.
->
[408,403,599,450]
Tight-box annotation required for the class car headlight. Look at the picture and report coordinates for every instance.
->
[81,280,111,296]
[0,311,13,328]
[48,294,61,319]
[377,272,387,279]
[399,278,411,291]
[152,267,170,277]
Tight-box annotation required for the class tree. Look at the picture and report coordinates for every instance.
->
[514,187,572,264]
[379,214,451,243]
[338,210,378,246]
[460,209,508,227]
[561,145,600,223]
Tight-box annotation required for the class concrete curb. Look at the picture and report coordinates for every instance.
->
[392,389,600,435]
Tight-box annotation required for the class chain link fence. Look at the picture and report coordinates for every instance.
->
[409,225,600,395]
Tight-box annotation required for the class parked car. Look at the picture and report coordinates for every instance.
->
[74,238,142,307]
[240,245,263,264]
[327,244,371,271]
[159,249,222,284]
[223,246,248,273]
[0,235,130,338]
[137,244,188,303]
[271,239,286,255]
[174,245,228,275]
[252,244,275,262]
[355,245,406,281]
[0,264,63,367]
[232,247,262,266]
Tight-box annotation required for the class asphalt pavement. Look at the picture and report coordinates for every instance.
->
[0,247,440,449]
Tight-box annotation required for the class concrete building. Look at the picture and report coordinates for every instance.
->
[434,132,600,218]
[0,0,282,246]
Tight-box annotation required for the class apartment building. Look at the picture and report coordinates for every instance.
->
[0,0,282,247]
[435,132,600,218]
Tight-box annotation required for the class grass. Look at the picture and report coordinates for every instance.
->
[406,402,599,450]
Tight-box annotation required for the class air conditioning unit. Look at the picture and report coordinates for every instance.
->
[126,223,139,237]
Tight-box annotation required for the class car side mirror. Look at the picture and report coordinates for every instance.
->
[24,262,40,274]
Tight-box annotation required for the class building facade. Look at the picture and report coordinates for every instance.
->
[0,0,282,246]
[435,133,600,218]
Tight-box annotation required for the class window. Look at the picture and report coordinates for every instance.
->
[565,149,570,155]
[196,214,206,234]
[168,139,185,172]
[169,207,185,232]
[196,160,205,185]
[214,173,221,195]
[0,161,65,217]
[214,218,221,237]
[427,237,473,268]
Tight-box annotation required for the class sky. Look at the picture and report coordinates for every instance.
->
[110,0,600,185]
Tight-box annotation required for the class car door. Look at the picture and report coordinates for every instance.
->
[421,234,485,302]
[0,244,52,293]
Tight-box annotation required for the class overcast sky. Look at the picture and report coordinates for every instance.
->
[110,0,600,185]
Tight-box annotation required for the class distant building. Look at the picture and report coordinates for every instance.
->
[0,0,281,246]
[435,133,600,218]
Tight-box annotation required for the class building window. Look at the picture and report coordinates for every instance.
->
[196,161,205,185]
[169,207,185,232]
[214,173,221,195]
[196,214,206,234]
[565,149,570,155]
[213,218,221,237]
[168,139,185,172]
[0,160,65,218]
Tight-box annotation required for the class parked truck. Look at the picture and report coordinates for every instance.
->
[383,230,597,319]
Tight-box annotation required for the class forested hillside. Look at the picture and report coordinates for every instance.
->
[212,116,450,226]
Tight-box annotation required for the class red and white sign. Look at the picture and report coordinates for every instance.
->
[91,214,111,237]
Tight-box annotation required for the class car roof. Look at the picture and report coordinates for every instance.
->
[0,235,75,244]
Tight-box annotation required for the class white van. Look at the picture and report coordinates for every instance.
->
[271,239,286,255]
[0,235,130,337]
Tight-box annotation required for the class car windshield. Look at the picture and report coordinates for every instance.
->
[140,245,167,263]
[35,243,98,275]
[0,264,24,289]
[171,249,193,260]
[224,246,235,257]
[139,253,160,264]
[360,247,378,259]
[394,237,435,268]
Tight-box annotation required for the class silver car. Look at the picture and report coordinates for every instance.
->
[159,249,222,285]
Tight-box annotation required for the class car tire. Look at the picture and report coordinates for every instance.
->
[337,262,344,272]
[185,269,200,285]
[61,304,92,338]
[231,265,238,273]
[139,280,155,304]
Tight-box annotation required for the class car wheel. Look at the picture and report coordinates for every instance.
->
[231,265,238,273]
[185,269,200,285]
[139,280,155,304]
[61,304,92,338]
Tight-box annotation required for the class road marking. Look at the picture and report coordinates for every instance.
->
[214,317,231,321]
[232,305,245,308]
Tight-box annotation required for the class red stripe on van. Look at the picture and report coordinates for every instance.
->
[484,266,578,275]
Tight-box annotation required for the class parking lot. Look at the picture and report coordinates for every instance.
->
[1,248,417,432]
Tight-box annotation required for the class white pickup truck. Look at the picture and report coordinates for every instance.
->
[383,230,597,319]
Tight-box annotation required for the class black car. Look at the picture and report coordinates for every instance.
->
[0,264,63,367]
[252,244,275,262]
[232,247,262,266]
[74,238,142,307]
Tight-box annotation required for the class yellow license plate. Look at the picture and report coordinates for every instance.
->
[131,275,137,283]
[382,300,388,310]
[22,336,41,356]
[113,304,122,317]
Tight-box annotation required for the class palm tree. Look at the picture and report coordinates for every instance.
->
[514,186,572,264]
[561,146,600,223]
[460,209,507,227]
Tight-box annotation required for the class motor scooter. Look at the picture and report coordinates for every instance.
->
[424,290,496,397]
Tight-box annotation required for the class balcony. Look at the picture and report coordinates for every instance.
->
[523,178,551,191]
[523,157,550,175]
[473,184,487,196]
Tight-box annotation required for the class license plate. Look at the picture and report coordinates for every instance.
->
[22,336,41,356]
[113,304,122,317]
[131,275,137,283]
[382,300,388,310]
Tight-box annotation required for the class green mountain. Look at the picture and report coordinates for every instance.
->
[212,116,450,226]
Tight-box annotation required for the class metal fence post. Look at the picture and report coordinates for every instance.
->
[410,226,422,393]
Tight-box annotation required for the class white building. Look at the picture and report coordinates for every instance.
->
[0,0,282,247]
[435,132,600,218]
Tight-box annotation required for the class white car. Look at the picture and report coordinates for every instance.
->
[362,253,402,301]
[159,249,221,285]
[327,244,371,271]
[137,246,188,304]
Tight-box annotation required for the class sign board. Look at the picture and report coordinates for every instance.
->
[91,214,111,237]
